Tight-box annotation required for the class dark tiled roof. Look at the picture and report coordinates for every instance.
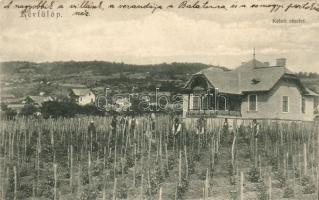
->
[26,96,53,105]
[304,88,319,96]
[188,59,317,96]
[71,88,92,96]
[200,70,240,94]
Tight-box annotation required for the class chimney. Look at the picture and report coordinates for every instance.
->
[263,62,269,67]
[276,58,286,67]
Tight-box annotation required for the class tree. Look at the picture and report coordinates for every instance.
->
[41,101,79,118]
[0,103,17,120]
[78,104,105,116]
[20,104,38,116]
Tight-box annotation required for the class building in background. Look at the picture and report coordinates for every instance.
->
[183,58,319,121]
[24,95,53,107]
[69,88,96,105]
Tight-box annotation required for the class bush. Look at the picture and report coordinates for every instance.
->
[41,101,105,118]
[268,156,278,171]
[301,176,311,186]
[176,176,189,200]
[20,104,38,116]
[199,169,207,180]
[146,172,161,197]
[227,161,234,176]
[79,185,98,200]
[283,186,294,198]
[1,103,17,120]
[247,167,260,183]
[41,101,80,118]
[188,160,195,175]
[257,180,268,200]
[126,156,134,168]
[81,166,90,185]
[229,189,238,200]
[302,183,315,194]
[92,162,104,177]
[275,172,286,188]
[118,182,128,199]
[301,176,315,194]
[193,153,201,162]
[168,155,176,170]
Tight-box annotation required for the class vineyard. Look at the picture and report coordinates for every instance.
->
[0,116,319,200]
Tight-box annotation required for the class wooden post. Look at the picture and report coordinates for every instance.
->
[103,171,107,200]
[88,151,91,185]
[304,143,308,176]
[178,150,182,186]
[205,168,209,199]
[53,163,57,200]
[231,133,237,168]
[103,147,106,170]
[259,155,262,178]
[70,145,73,190]
[283,155,286,180]
[255,138,258,168]
[165,143,168,170]
[299,153,302,185]
[133,157,136,188]
[202,187,205,200]
[77,163,81,196]
[114,146,117,178]
[140,174,144,200]
[184,145,188,179]
[268,175,272,200]
[286,152,289,180]
[240,172,244,200]
[316,166,319,200]
[113,178,117,200]
[159,186,162,200]
[14,166,17,200]
[292,155,296,190]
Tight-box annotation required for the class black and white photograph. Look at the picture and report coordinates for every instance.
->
[0,0,319,199]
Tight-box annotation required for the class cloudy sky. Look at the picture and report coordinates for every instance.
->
[1,0,319,72]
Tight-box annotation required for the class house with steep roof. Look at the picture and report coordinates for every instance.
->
[69,88,95,105]
[183,58,319,121]
[24,95,53,107]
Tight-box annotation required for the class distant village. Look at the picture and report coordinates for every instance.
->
[0,84,179,117]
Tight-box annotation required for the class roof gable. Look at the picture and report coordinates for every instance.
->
[201,70,240,94]
[26,96,53,104]
[71,88,93,96]
[187,59,305,95]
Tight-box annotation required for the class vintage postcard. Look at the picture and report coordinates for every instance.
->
[0,0,319,199]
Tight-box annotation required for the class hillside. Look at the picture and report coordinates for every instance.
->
[0,61,222,77]
[0,61,318,99]
[0,61,224,98]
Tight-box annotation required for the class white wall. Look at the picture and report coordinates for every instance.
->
[78,92,96,106]
[241,79,315,121]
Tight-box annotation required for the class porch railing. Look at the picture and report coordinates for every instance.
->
[186,110,241,118]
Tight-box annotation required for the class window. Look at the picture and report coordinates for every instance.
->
[248,94,257,111]
[218,96,227,111]
[193,96,200,110]
[282,96,289,113]
[301,97,306,114]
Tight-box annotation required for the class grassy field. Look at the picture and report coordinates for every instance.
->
[0,116,318,200]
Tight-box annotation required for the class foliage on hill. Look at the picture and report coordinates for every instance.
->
[0,61,219,77]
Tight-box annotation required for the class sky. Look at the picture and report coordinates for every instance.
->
[1,0,319,73]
